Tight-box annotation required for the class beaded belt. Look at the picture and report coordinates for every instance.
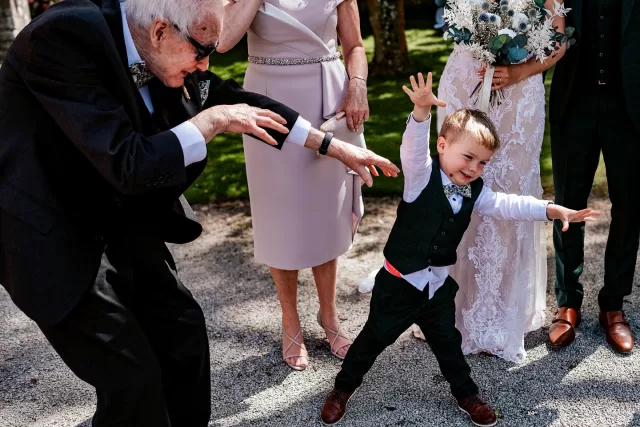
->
[248,51,341,66]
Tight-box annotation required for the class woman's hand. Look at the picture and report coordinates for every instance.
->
[337,78,369,132]
[479,65,527,91]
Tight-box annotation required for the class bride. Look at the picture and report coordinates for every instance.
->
[413,0,568,363]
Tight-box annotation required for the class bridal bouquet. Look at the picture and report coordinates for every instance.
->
[443,0,574,110]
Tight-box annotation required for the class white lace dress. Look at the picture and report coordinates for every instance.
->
[435,45,547,363]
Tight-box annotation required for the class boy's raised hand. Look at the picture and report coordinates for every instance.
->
[402,72,447,110]
[546,204,601,232]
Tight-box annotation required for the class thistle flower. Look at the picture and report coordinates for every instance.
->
[499,0,509,5]
[527,8,539,19]
[512,12,529,30]
[478,13,490,22]
[518,21,531,32]
[507,9,515,17]
[481,2,492,11]
[488,14,502,26]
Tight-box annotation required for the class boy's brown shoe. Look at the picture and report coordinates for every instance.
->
[320,389,356,425]
[457,394,497,426]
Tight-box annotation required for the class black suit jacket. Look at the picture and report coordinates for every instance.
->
[549,0,640,129]
[0,0,299,326]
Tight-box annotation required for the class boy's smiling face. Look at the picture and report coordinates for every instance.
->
[436,133,495,185]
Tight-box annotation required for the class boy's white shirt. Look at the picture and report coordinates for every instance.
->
[385,113,550,298]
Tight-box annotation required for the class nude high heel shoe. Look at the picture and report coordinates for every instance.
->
[317,312,352,360]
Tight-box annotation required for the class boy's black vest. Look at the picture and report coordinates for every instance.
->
[383,156,484,275]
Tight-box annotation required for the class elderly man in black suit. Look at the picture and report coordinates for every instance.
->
[0,0,399,425]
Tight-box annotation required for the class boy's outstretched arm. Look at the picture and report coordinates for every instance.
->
[474,188,600,229]
[400,72,447,203]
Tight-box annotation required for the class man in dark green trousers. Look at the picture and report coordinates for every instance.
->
[548,0,639,353]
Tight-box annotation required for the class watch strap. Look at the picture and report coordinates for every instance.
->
[319,131,333,156]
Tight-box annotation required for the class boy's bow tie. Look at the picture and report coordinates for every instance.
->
[129,61,155,88]
[443,183,472,198]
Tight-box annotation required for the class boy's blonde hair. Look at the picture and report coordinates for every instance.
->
[439,109,500,151]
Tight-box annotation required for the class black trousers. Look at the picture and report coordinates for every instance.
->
[551,88,640,311]
[38,231,211,427]
[335,268,478,400]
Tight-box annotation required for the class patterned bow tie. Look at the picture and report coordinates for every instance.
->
[129,61,155,88]
[443,183,472,198]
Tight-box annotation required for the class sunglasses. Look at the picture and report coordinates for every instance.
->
[173,24,218,61]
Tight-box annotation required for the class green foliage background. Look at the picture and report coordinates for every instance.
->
[186,19,606,203]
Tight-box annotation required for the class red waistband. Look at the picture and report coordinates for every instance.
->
[384,259,403,278]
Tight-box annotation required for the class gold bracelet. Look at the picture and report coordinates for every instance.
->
[350,75,367,83]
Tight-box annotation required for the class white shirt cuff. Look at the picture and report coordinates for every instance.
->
[404,112,431,138]
[284,116,311,146]
[534,200,552,221]
[171,121,207,167]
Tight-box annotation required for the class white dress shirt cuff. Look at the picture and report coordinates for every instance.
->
[284,116,311,146]
[171,121,207,167]
[534,200,552,221]
[404,112,431,138]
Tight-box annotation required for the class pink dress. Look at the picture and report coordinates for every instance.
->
[242,0,363,270]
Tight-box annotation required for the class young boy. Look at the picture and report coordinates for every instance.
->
[320,72,599,426]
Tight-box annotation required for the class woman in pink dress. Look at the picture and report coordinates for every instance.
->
[218,0,369,371]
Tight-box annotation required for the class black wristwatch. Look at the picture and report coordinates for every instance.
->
[319,131,334,156]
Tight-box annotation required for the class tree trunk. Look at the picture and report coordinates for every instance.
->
[367,0,412,77]
[0,0,30,63]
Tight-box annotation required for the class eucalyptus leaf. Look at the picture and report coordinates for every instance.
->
[489,36,505,51]
[513,34,528,47]
[507,46,528,63]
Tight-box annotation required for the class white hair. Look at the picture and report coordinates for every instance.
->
[122,0,217,34]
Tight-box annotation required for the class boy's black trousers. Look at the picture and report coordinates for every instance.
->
[335,268,479,400]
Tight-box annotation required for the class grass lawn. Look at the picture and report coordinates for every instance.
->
[185,20,607,203]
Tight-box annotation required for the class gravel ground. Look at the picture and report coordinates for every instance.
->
[1,197,639,427]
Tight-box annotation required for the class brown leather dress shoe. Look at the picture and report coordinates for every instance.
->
[600,310,635,353]
[548,307,581,347]
[457,394,497,427]
[321,389,356,425]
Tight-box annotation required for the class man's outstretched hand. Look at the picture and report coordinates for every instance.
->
[192,104,401,187]
[190,104,289,145]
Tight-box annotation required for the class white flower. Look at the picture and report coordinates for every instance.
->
[550,0,571,17]
[498,28,517,38]
[525,16,556,62]
[443,0,476,31]
[464,42,496,65]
